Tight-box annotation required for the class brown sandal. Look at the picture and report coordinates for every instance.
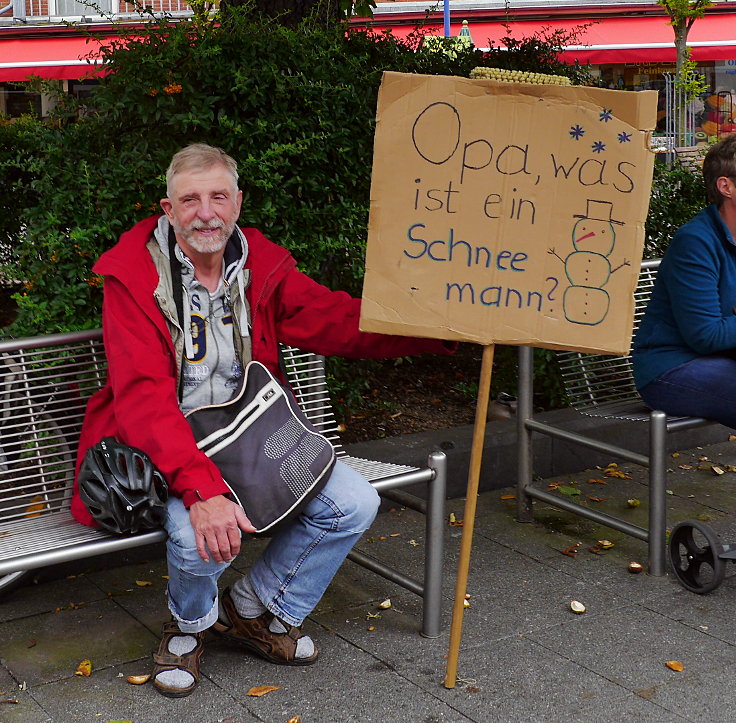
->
[152,621,206,698]
[212,587,318,666]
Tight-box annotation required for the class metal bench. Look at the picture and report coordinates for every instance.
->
[515,258,711,576]
[0,330,446,637]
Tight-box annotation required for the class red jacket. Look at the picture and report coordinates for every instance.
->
[71,216,454,525]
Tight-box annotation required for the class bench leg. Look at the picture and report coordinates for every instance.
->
[422,450,447,638]
[648,410,668,577]
[516,346,534,523]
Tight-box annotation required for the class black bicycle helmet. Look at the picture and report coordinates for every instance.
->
[78,437,169,535]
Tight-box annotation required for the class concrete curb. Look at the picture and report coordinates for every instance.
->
[344,407,732,499]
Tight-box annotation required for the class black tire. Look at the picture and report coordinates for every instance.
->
[669,520,726,594]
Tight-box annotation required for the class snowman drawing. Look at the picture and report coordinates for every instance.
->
[548,199,630,325]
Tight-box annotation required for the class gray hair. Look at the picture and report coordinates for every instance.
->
[166,143,239,198]
[703,134,736,206]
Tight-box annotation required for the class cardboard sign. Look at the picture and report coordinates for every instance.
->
[360,72,658,355]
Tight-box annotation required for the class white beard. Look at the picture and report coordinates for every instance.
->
[174,218,236,254]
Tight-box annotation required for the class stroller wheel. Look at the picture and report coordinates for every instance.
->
[669,520,725,594]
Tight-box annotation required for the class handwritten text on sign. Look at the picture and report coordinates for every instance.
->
[360,72,657,355]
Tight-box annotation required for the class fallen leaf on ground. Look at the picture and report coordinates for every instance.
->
[711,466,725,475]
[678,464,693,470]
[75,659,92,677]
[408,539,419,547]
[570,600,586,614]
[604,467,632,479]
[378,599,392,609]
[499,494,515,500]
[135,580,153,587]
[247,685,282,697]
[126,674,151,685]
[560,543,581,558]
[389,533,401,537]
[627,499,641,508]
[586,478,608,485]
[557,485,581,497]
[665,660,684,672]
[27,639,36,648]
[286,716,302,723]
[672,452,681,458]
[587,496,606,502]
[598,540,615,549]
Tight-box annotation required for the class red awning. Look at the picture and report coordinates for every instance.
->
[364,11,736,64]
[0,35,107,82]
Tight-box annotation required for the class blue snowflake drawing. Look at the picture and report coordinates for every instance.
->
[599,108,613,122]
[592,141,606,154]
[618,131,632,143]
[569,124,585,140]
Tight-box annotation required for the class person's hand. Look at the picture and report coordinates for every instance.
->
[188,495,256,563]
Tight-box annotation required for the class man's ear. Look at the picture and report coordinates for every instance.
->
[716,176,733,201]
[160,198,174,220]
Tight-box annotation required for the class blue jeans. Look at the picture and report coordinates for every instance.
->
[639,354,736,429]
[164,460,380,633]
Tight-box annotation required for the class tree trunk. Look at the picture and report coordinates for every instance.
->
[672,21,689,77]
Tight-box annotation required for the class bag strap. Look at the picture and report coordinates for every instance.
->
[168,226,185,403]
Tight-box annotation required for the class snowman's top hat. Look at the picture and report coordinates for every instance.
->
[573,199,624,225]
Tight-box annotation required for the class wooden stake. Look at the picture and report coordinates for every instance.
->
[444,343,495,689]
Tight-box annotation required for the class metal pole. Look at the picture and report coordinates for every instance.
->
[443,0,450,37]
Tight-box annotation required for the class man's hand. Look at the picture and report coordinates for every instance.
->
[189,495,256,563]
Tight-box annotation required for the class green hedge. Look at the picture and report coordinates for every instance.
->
[644,156,707,259]
[2,12,699,413]
[0,12,589,335]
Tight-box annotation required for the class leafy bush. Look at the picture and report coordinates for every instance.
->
[0,10,594,416]
[644,156,707,258]
[1,13,594,334]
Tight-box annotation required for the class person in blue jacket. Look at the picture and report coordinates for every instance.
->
[633,134,736,427]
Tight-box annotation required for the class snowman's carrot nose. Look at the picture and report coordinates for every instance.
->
[576,231,596,241]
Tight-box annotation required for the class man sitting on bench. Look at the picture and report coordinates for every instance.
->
[71,143,453,698]
[633,134,736,428]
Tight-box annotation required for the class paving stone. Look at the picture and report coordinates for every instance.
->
[402,634,634,722]
[628,658,736,721]
[204,627,470,722]
[0,665,51,722]
[526,604,736,691]
[0,598,159,686]
[0,574,106,625]
[29,659,260,723]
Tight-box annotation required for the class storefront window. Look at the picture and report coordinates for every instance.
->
[0,83,42,118]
